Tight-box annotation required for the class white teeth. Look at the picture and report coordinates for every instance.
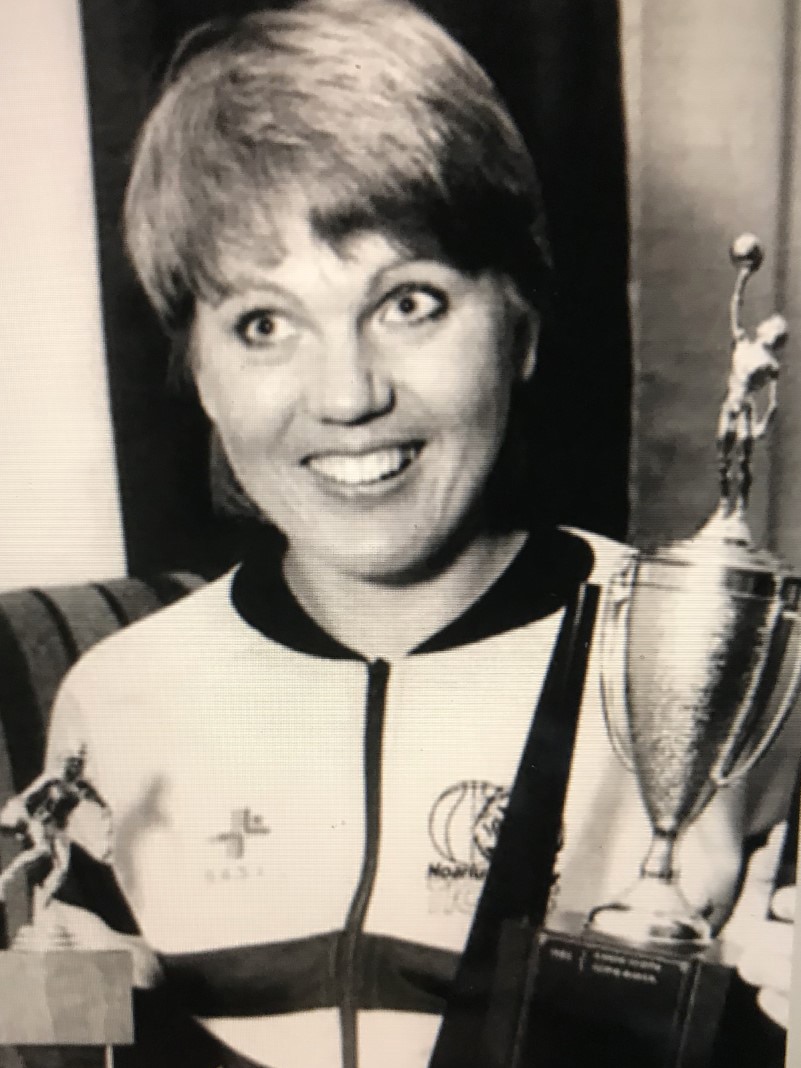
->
[307,445,418,486]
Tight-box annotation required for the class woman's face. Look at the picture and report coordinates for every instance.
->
[192,210,536,583]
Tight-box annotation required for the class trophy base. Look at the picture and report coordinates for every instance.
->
[587,877,712,944]
[495,913,732,1068]
[0,946,134,1045]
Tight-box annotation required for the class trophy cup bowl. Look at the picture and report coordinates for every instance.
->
[589,535,801,944]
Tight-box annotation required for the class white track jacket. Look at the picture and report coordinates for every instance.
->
[45,529,799,1068]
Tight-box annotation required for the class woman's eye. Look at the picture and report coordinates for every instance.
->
[377,286,447,327]
[234,310,297,347]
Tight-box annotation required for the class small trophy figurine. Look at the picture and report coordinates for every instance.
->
[0,749,133,1058]
[506,236,799,1068]
[0,747,111,943]
[716,233,788,533]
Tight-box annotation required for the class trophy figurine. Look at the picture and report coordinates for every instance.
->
[500,235,799,1068]
[0,748,133,1060]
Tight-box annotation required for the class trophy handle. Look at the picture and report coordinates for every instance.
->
[598,555,637,773]
[711,602,801,787]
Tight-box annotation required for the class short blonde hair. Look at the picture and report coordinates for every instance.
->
[124,0,550,353]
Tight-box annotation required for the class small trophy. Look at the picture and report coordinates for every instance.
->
[515,235,798,1068]
[0,749,133,1060]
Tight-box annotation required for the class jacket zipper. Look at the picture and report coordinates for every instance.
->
[338,658,391,1068]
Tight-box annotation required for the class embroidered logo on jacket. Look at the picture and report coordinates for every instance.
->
[205,807,271,883]
[427,781,508,913]
[210,807,270,859]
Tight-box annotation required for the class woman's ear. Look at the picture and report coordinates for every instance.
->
[515,309,539,383]
[502,280,539,382]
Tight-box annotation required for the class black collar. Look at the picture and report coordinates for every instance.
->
[231,527,595,661]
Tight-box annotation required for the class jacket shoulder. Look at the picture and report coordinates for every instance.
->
[60,570,241,690]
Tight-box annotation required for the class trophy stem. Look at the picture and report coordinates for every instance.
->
[587,829,711,945]
[640,828,676,881]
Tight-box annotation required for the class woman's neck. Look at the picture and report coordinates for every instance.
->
[282,530,528,661]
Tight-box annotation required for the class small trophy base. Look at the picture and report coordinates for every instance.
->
[0,947,133,1045]
[499,912,732,1068]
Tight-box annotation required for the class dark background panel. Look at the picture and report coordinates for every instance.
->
[79,0,631,576]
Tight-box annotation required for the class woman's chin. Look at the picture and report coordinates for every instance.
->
[292,532,449,587]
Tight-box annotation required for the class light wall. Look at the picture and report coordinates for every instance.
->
[0,1,125,591]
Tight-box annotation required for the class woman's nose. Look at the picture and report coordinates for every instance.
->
[306,331,394,424]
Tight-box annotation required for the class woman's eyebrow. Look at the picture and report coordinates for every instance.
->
[365,256,455,291]
[214,280,304,310]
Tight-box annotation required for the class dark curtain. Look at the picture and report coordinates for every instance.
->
[78,0,631,577]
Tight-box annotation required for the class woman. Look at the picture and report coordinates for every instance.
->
[39,2,795,1066]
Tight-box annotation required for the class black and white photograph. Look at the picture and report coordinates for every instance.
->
[0,2,799,1066]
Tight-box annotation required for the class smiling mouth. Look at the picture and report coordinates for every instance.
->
[304,443,423,487]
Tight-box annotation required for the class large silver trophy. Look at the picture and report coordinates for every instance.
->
[591,232,798,945]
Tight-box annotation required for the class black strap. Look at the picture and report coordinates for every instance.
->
[429,582,600,1068]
